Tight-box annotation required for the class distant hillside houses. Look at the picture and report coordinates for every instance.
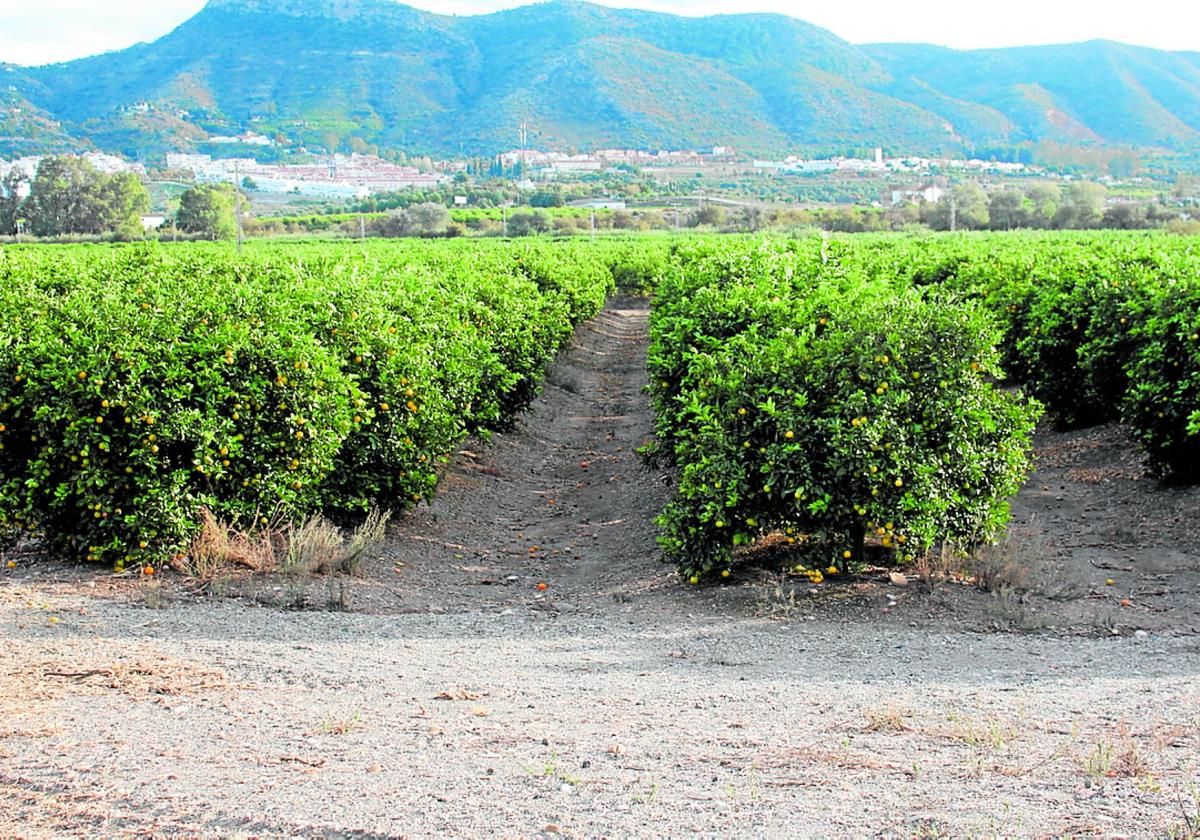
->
[754,151,1030,177]
[890,183,947,206]
[165,152,448,197]
[496,147,735,178]
[207,131,273,147]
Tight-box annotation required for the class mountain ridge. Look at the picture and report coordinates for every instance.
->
[3,0,1199,159]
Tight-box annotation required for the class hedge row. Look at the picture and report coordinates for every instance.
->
[845,232,1200,479]
[0,239,618,568]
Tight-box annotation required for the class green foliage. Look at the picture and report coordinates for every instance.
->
[648,238,1042,578]
[850,230,1200,479]
[0,239,615,568]
[19,157,149,238]
[1122,284,1200,481]
[176,184,238,240]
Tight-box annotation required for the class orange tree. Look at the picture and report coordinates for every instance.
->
[0,239,614,567]
[648,238,1042,580]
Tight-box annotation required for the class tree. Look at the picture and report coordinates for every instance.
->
[1101,203,1149,230]
[731,206,765,232]
[506,210,549,236]
[1024,183,1061,228]
[0,170,28,236]
[24,157,106,236]
[988,189,1029,230]
[176,183,238,240]
[1053,181,1107,229]
[22,157,148,238]
[929,183,989,231]
[100,173,150,239]
[691,204,725,228]
[405,202,450,236]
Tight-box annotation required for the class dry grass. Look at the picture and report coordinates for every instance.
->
[181,508,391,600]
[2,641,229,703]
[282,514,345,578]
[182,508,283,585]
[862,703,915,734]
[338,508,391,577]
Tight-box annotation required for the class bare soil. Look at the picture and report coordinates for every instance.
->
[2,298,1199,837]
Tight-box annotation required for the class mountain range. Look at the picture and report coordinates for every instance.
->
[2,0,1200,160]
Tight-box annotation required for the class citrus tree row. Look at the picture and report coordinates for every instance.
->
[647,238,1042,581]
[844,231,1200,480]
[0,239,621,568]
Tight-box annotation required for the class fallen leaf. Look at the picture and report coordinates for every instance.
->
[471,706,492,717]
[888,572,909,587]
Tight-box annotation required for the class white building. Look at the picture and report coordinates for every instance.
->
[890,184,946,206]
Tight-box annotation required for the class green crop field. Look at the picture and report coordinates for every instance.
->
[0,232,1197,579]
[647,231,1200,580]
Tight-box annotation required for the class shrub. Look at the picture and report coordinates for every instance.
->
[649,239,1042,580]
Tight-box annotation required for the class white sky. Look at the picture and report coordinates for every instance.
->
[2,0,1198,66]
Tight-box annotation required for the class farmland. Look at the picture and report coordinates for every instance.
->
[1,231,1198,577]
[2,231,1200,836]
[649,233,1200,581]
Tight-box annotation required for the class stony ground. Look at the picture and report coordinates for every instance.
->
[2,299,1199,838]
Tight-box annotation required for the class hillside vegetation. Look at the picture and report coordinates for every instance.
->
[5,0,1200,158]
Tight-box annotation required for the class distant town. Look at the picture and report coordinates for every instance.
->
[1,139,1196,241]
[0,144,1042,204]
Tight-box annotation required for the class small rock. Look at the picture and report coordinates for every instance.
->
[1134,630,1149,639]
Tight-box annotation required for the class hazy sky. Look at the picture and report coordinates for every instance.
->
[3,0,1198,66]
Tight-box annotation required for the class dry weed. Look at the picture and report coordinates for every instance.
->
[184,508,282,585]
[862,703,914,733]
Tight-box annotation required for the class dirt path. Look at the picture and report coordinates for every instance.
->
[3,299,1200,838]
[352,296,676,616]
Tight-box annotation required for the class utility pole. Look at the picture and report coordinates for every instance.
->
[949,196,958,233]
[590,210,596,240]
[359,213,366,241]
[234,160,244,254]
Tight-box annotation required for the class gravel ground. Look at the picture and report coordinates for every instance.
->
[3,596,1199,838]
[2,300,1199,838]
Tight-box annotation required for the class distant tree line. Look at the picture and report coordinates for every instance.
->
[920,182,1186,232]
[0,157,149,238]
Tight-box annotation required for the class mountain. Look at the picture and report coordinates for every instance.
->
[3,0,1200,159]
